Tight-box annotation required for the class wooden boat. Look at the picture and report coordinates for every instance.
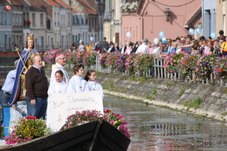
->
[0,120,130,151]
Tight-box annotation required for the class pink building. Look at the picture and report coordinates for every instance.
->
[121,0,201,43]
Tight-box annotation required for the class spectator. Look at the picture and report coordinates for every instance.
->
[221,36,227,56]
[107,41,115,53]
[125,42,133,54]
[99,37,109,53]
[78,40,86,52]
[136,39,149,54]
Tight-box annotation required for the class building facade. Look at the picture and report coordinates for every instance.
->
[121,0,201,43]
[216,0,227,35]
[0,0,102,51]
[202,0,216,38]
[0,1,25,51]
[103,0,121,45]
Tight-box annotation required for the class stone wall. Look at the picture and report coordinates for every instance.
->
[97,73,227,121]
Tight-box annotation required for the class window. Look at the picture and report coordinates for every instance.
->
[54,12,56,26]
[32,13,36,26]
[40,14,44,26]
[0,12,3,24]
[40,36,44,49]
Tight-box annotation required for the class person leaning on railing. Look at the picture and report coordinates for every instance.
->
[220,36,227,56]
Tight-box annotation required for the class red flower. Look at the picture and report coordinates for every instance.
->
[104,109,111,113]
[217,67,224,73]
[26,116,37,120]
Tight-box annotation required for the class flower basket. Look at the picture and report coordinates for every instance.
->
[164,53,185,73]
[62,110,130,138]
[214,56,227,80]
[83,51,97,68]
[5,116,48,145]
[178,54,199,80]
[196,54,216,80]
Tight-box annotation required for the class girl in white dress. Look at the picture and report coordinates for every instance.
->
[47,70,67,132]
[84,70,104,98]
[48,70,67,95]
[67,64,87,93]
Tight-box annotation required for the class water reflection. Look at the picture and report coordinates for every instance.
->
[104,95,227,151]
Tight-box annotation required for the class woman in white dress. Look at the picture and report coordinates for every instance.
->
[84,70,104,98]
[67,64,86,93]
[48,70,67,95]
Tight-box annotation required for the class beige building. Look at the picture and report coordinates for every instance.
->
[216,0,227,34]
[103,0,121,46]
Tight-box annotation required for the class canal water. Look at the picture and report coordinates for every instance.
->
[104,95,227,151]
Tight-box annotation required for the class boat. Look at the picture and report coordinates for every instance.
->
[0,120,130,151]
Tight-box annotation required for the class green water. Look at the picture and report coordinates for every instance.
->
[104,95,227,151]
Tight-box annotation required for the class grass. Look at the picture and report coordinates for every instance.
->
[221,112,227,116]
[102,82,114,90]
[146,88,157,100]
[183,97,202,109]
[178,87,186,98]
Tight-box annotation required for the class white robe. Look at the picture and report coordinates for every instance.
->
[84,81,104,98]
[47,81,67,96]
[67,75,87,93]
[50,63,69,84]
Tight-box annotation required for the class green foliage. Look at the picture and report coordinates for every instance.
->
[146,88,157,100]
[178,87,186,98]
[183,97,202,109]
[0,125,4,138]
[102,82,114,90]
[221,112,227,116]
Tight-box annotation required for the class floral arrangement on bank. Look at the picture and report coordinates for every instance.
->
[116,54,128,72]
[133,54,153,76]
[99,53,108,68]
[164,53,185,73]
[196,54,216,79]
[125,54,136,74]
[83,51,96,68]
[121,1,139,13]
[214,56,227,79]
[5,116,48,145]
[43,49,59,64]
[42,49,226,80]
[62,110,130,138]
[178,54,199,79]
[106,52,120,71]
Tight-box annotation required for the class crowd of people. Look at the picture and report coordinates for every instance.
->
[0,33,104,126]
[75,31,227,58]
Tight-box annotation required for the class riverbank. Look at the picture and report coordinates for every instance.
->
[97,72,227,122]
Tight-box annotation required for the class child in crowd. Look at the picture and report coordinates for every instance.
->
[84,70,104,98]
[48,70,67,95]
[67,64,87,93]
